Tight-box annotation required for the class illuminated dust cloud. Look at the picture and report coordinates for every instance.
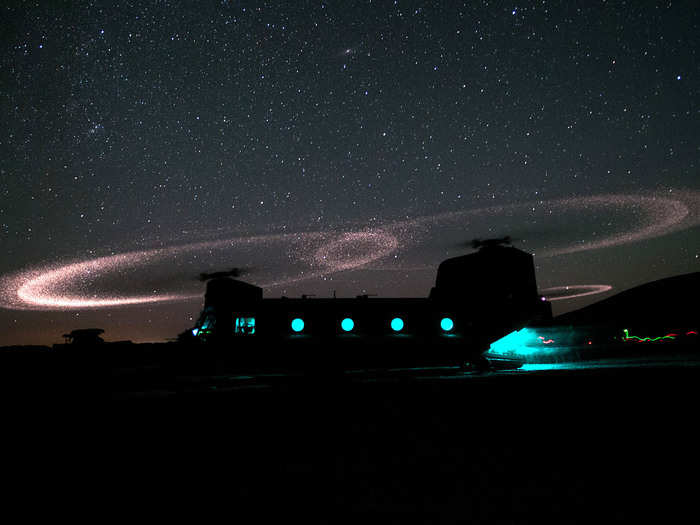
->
[1,190,698,312]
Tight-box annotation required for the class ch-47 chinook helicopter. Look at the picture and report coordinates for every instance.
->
[182,237,552,371]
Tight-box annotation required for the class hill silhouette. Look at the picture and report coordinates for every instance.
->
[553,272,699,328]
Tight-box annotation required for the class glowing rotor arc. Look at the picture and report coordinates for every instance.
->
[539,284,613,301]
[1,190,698,311]
[0,229,401,310]
[13,250,188,309]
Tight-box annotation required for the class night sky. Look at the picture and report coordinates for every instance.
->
[1,1,698,346]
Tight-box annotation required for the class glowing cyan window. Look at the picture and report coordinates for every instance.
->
[391,317,404,332]
[440,317,454,332]
[341,318,354,332]
[291,318,305,332]
[234,317,256,335]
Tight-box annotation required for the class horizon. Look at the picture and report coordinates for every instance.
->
[2,2,698,346]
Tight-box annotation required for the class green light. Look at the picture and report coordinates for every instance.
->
[341,318,354,332]
[390,317,404,332]
[622,328,676,342]
[440,317,454,332]
[291,318,304,332]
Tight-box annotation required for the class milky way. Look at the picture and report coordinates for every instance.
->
[2,190,698,311]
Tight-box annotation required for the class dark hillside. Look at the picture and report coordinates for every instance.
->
[554,272,699,327]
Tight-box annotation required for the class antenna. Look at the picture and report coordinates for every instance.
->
[470,236,512,250]
[198,267,253,281]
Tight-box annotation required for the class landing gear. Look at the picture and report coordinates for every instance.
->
[460,354,491,373]
[461,354,525,372]
[474,354,492,372]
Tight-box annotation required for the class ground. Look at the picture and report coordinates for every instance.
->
[107,352,700,522]
[3,345,697,522]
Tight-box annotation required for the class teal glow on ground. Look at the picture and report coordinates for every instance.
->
[487,328,563,359]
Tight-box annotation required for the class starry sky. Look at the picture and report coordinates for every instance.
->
[1,1,698,345]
